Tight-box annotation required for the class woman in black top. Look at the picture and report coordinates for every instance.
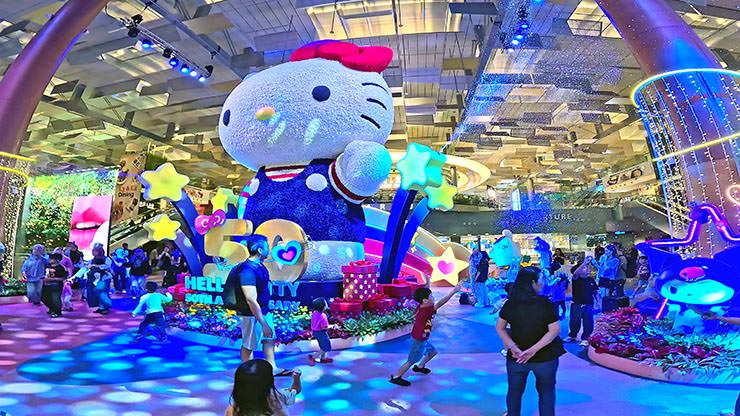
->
[496,266,565,416]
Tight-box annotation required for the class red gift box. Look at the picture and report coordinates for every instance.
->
[379,283,414,299]
[341,260,379,274]
[342,260,379,302]
[367,296,399,314]
[169,284,188,302]
[330,298,363,314]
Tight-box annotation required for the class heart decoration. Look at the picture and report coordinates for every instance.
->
[726,185,740,205]
[272,241,303,266]
[437,260,454,275]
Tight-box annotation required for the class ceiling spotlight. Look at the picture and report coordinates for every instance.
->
[190,69,199,78]
[204,65,213,76]
[198,75,207,82]
[511,39,521,46]
[169,57,179,67]
[141,39,152,49]
[514,34,524,40]
[162,48,172,58]
[520,21,530,29]
[127,27,140,38]
[131,14,143,25]
[180,64,190,74]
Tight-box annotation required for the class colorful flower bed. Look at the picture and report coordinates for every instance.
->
[590,307,740,375]
[165,302,416,345]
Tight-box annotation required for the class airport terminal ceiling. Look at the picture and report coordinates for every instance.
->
[1,0,740,195]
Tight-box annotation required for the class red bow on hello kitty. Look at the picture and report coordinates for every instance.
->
[290,40,393,73]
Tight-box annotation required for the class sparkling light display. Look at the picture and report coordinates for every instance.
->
[0,152,33,280]
[140,162,190,201]
[633,68,740,255]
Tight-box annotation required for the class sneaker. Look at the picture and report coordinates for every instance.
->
[579,340,590,347]
[564,336,576,343]
[99,309,109,315]
[50,313,61,318]
[389,376,411,386]
[308,355,316,366]
[320,357,334,364]
[412,365,431,374]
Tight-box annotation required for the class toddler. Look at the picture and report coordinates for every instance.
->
[390,284,461,386]
[61,280,73,312]
[550,272,569,320]
[132,281,173,342]
[308,297,332,366]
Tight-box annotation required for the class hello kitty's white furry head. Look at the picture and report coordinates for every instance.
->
[219,41,395,171]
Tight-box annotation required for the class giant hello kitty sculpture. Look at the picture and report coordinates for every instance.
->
[219,40,394,279]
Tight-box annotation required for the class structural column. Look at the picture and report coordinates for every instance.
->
[597,0,740,256]
[0,0,109,275]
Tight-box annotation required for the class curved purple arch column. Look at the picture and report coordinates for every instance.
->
[0,0,109,263]
[597,0,740,256]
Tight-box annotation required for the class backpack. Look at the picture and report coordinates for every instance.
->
[222,262,250,314]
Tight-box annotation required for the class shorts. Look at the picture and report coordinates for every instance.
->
[313,329,332,352]
[240,312,275,351]
[407,338,436,364]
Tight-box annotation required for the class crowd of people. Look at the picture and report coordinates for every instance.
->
[12,233,671,416]
[18,241,189,319]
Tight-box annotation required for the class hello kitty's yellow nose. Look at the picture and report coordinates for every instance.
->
[255,106,275,121]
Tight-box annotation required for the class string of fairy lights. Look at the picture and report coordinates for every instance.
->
[0,153,33,279]
[634,69,740,255]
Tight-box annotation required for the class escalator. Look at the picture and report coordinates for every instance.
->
[618,197,679,235]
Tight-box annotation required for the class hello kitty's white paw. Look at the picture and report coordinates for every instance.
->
[335,141,392,197]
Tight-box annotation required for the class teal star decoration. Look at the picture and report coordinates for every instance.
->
[424,179,457,211]
[395,143,446,191]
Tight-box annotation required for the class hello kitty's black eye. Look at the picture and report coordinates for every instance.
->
[312,86,331,102]
[223,109,231,126]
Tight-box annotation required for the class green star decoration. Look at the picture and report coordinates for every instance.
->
[424,179,457,211]
[211,187,238,211]
[140,162,190,201]
[395,143,446,191]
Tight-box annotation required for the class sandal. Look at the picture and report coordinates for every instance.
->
[274,369,293,377]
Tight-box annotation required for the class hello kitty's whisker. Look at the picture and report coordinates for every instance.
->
[268,112,281,128]
[366,98,387,111]
[269,120,287,144]
[361,82,390,95]
[360,114,381,129]
[304,118,321,145]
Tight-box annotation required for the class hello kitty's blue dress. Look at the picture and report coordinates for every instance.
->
[240,159,366,242]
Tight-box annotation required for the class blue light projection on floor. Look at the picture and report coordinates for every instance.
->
[17,332,243,385]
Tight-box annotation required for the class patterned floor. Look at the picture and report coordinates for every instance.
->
[0,293,738,416]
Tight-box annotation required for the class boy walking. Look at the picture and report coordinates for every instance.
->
[132,281,172,342]
[390,283,461,386]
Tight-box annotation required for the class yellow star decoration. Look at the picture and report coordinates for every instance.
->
[395,143,446,191]
[424,179,457,211]
[140,162,190,201]
[210,187,239,211]
[428,247,468,285]
[144,214,181,241]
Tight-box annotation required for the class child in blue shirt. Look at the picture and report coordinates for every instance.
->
[132,281,172,343]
